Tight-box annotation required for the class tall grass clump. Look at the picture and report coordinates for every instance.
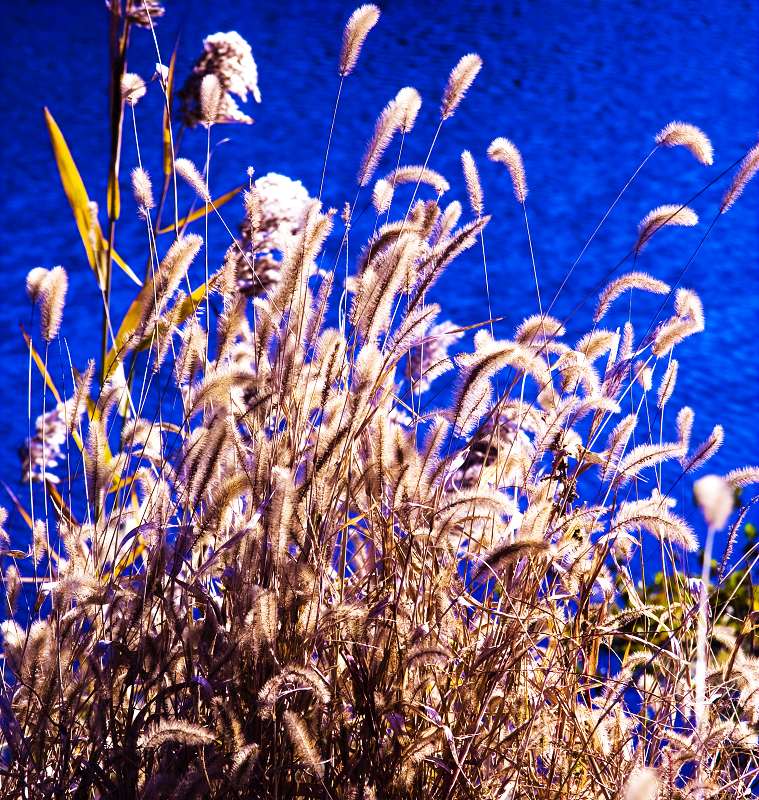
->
[2,3,759,798]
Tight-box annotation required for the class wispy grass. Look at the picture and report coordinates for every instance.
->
[2,3,759,798]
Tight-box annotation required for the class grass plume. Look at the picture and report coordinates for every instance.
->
[487,137,527,203]
[339,4,381,77]
[634,203,699,253]
[721,141,759,212]
[2,7,758,800]
[656,120,714,165]
[440,53,483,120]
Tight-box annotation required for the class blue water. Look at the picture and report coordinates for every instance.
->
[1,0,758,565]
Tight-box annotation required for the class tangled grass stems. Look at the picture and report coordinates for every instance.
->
[2,4,759,800]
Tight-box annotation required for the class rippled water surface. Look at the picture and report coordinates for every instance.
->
[1,0,757,557]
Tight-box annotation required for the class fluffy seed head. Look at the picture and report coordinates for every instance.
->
[395,87,422,133]
[724,466,759,489]
[651,319,695,357]
[382,165,450,195]
[283,710,324,778]
[139,720,216,749]
[69,360,95,435]
[624,767,660,800]
[131,167,155,215]
[339,4,380,77]
[694,474,734,530]
[157,234,204,300]
[683,424,724,473]
[26,268,50,303]
[40,266,68,342]
[121,72,147,106]
[32,519,47,566]
[178,31,260,127]
[721,142,759,213]
[461,150,483,217]
[595,272,670,323]
[676,406,694,451]
[175,158,210,203]
[635,204,698,253]
[487,137,527,203]
[656,358,678,409]
[656,121,714,165]
[438,200,462,240]
[674,287,704,331]
[4,564,20,613]
[515,314,566,344]
[372,179,393,214]
[357,97,404,187]
[441,53,483,120]
[200,73,223,125]
[634,359,653,391]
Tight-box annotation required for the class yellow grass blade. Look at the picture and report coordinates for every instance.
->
[47,481,79,529]
[170,276,218,329]
[99,231,142,286]
[1,481,34,532]
[156,185,244,234]
[109,473,138,494]
[105,272,218,375]
[105,283,153,376]
[44,108,141,288]
[44,107,100,275]
[22,327,62,405]
[107,176,121,223]
[162,46,178,178]
[113,536,146,578]
[22,328,93,455]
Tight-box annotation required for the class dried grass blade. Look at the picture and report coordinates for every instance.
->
[162,45,178,178]
[44,108,140,287]
[155,184,244,234]
[21,327,62,404]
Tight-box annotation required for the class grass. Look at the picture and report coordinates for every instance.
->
[1,2,759,798]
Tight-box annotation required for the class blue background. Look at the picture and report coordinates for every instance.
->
[1,0,758,567]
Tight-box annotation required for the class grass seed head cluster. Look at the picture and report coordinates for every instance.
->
[2,2,759,798]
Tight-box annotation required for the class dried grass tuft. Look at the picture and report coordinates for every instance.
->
[131,166,155,213]
[5,8,758,800]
